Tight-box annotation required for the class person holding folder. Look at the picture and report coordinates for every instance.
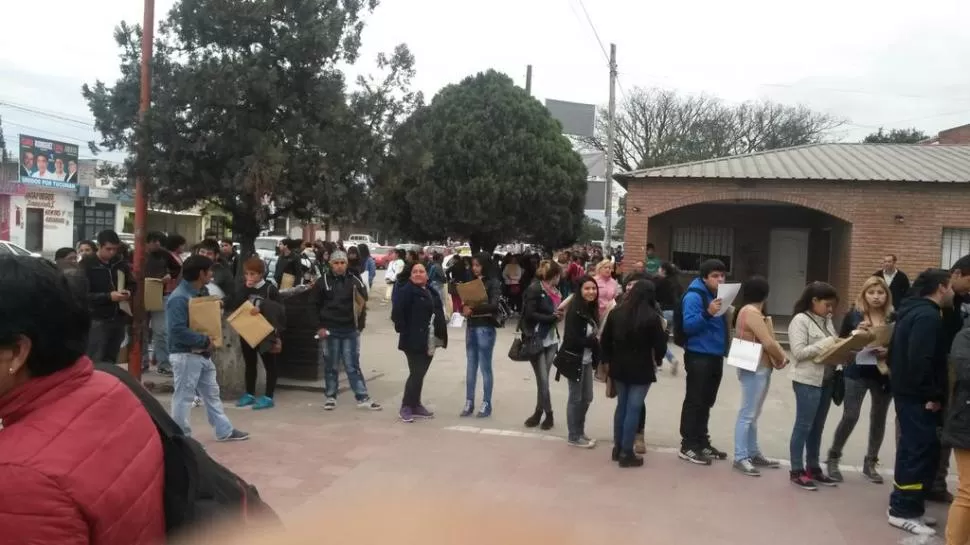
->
[232,257,284,411]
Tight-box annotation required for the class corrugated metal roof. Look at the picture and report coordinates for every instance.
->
[617,143,970,183]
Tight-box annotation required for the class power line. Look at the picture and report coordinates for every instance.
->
[567,0,628,101]
[1,120,95,148]
[0,100,95,129]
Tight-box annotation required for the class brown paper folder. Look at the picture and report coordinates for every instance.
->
[144,278,165,311]
[227,301,275,348]
[280,273,296,290]
[456,278,487,308]
[813,331,871,365]
[189,296,224,347]
[117,270,132,316]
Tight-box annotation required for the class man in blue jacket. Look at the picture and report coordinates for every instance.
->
[167,255,249,442]
[678,259,728,466]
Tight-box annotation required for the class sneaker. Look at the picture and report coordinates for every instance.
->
[809,467,838,487]
[581,435,597,447]
[790,470,818,491]
[357,398,383,411]
[460,400,474,417]
[679,447,713,466]
[670,358,680,376]
[252,396,275,410]
[862,456,883,484]
[887,511,937,536]
[750,455,781,469]
[235,393,257,408]
[476,402,492,418]
[218,429,250,442]
[733,459,761,477]
[323,397,337,411]
[192,396,203,408]
[702,444,728,461]
[826,454,844,482]
[412,404,434,419]
[399,406,414,423]
[568,437,595,449]
[634,433,646,454]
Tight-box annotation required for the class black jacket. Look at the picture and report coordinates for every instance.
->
[521,281,558,339]
[873,269,910,310]
[839,309,892,384]
[57,262,89,309]
[889,297,948,404]
[274,252,302,286]
[311,272,367,331]
[145,249,182,295]
[79,254,135,320]
[466,276,502,328]
[210,257,236,306]
[601,307,667,385]
[556,302,600,381]
[943,326,970,449]
[392,281,448,354]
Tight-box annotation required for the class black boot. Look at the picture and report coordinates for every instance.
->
[618,451,644,468]
[524,408,542,428]
[611,446,620,462]
[540,411,554,430]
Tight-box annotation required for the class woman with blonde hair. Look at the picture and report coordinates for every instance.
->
[826,276,894,484]
[594,259,620,319]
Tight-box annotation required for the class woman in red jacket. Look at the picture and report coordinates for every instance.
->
[0,256,166,545]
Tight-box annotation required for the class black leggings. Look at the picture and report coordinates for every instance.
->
[242,342,279,398]
[404,351,433,408]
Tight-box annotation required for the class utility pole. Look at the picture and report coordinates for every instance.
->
[525,65,533,95]
[602,43,617,257]
[129,0,155,379]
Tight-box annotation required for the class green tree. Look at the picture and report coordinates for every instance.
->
[376,70,588,253]
[580,217,605,243]
[863,127,928,144]
[83,0,399,254]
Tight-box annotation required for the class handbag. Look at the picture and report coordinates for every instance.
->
[725,308,763,372]
[508,324,543,362]
[553,349,583,382]
[831,368,846,406]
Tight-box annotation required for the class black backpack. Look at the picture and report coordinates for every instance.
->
[672,286,709,348]
[96,364,281,539]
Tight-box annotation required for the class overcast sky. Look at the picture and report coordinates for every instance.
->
[2,0,969,166]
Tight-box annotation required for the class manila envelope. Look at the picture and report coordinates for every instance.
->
[814,331,872,366]
[189,296,224,347]
[117,270,132,316]
[144,278,165,312]
[227,301,275,348]
[280,273,296,290]
[456,278,487,308]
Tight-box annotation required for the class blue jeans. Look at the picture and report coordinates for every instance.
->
[170,353,234,440]
[319,328,370,401]
[790,380,833,471]
[465,326,496,404]
[151,303,169,371]
[734,366,772,462]
[614,381,651,454]
[662,310,675,362]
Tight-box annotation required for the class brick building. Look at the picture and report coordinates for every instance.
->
[617,143,970,316]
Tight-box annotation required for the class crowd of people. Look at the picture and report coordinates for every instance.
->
[8,230,970,541]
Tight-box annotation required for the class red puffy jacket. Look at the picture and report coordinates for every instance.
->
[0,357,166,544]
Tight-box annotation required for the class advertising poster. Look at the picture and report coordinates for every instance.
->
[19,134,79,190]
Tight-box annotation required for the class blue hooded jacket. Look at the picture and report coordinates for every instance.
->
[681,277,728,357]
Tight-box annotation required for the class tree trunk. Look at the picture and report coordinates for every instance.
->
[233,211,261,276]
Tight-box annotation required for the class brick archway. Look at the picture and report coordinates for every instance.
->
[646,189,852,224]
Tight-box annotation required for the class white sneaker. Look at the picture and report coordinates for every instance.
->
[888,511,937,536]
[323,397,337,411]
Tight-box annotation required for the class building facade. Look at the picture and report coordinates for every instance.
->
[619,143,970,316]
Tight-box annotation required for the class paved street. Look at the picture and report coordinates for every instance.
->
[167,283,949,545]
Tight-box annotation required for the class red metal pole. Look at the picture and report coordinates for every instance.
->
[128,0,155,378]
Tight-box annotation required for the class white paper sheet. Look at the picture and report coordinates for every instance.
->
[715,283,742,316]
[447,312,465,328]
[855,347,879,366]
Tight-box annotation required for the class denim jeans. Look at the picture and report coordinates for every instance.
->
[170,353,234,440]
[151,304,169,371]
[614,381,650,454]
[662,310,675,362]
[465,326,497,405]
[319,328,370,401]
[86,317,126,365]
[790,380,833,471]
[567,364,594,441]
[734,366,772,462]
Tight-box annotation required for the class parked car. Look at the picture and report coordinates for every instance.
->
[395,243,423,254]
[255,235,285,259]
[347,233,374,245]
[0,240,41,258]
[373,246,397,269]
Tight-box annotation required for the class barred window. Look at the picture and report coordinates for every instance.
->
[670,226,733,273]
[942,228,970,269]
[209,216,228,240]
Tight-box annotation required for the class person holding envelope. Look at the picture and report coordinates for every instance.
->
[166,255,249,442]
[460,254,502,418]
[232,257,284,411]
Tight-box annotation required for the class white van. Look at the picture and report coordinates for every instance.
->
[347,234,374,245]
[254,235,286,259]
